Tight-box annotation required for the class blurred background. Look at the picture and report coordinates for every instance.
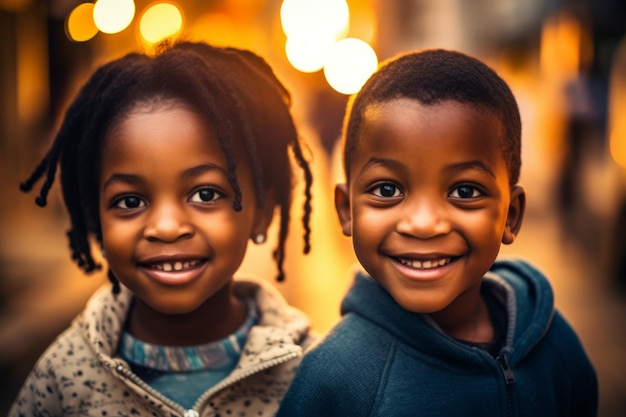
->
[1,0,625,415]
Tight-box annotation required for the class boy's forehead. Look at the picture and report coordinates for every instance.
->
[353,98,507,166]
[359,98,504,143]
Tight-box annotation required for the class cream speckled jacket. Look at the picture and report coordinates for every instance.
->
[9,277,313,417]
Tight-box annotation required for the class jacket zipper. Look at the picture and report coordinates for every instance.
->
[109,361,189,416]
[192,351,299,410]
[105,351,299,416]
[496,352,516,417]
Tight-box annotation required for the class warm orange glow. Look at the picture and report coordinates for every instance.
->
[16,9,48,125]
[346,0,377,43]
[66,3,98,42]
[540,11,586,81]
[139,2,183,44]
[609,38,626,170]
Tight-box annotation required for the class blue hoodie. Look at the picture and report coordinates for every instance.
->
[277,259,597,417]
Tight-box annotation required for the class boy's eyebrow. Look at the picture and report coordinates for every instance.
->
[445,160,496,178]
[359,158,496,178]
[102,163,227,190]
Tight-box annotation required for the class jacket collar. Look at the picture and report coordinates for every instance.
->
[78,276,310,370]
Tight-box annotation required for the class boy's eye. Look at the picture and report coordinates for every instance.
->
[114,196,146,209]
[450,185,481,199]
[371,183,402,198]
[190,188,221,203]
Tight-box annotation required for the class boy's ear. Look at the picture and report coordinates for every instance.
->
[335,183,352,237]
[502,185,526,245]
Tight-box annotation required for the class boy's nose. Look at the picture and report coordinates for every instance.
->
[395,199,451,239]
[143,203,194,242]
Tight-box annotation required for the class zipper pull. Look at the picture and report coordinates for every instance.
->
[497,353,516,384]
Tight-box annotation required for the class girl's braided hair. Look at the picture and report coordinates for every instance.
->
[20,41,313,292]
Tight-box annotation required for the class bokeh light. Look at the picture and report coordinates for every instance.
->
[66,3,98,42]
[285,33,335,73]
[323,38,378,95]
[139,2,183,44]
[280,0,349,40]
[93,0,136,35]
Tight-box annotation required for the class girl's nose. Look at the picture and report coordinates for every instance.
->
[143,203,194,242]
[395,198,451,239]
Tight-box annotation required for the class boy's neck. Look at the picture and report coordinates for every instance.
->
[125,284,247,346]
[429,293,494,344]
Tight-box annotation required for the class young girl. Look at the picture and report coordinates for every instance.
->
[10,41,314,417]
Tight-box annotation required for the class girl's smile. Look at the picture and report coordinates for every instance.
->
[99,100,265,327]
[137,256,209,286]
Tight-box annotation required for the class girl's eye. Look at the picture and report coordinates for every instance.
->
[371,183,402,198]
[114,196,145,209]
[190,188,221,203]
[450,185,482,199]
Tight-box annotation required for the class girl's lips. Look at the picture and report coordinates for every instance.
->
[138,259,208,286]
[149,259,203,272]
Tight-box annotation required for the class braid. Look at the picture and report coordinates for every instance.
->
[290,137,313,254]
[19,153,49,193]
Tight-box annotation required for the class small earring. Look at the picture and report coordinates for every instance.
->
[101,248,106,259]
[254,234,266,244]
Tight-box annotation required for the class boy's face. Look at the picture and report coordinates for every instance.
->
[98,102,270,316]
[336,98,525,316]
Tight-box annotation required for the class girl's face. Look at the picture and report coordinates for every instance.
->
[335,98,525,323]
[98,101,268,315]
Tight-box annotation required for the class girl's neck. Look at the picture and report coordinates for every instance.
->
[126,283,247,346]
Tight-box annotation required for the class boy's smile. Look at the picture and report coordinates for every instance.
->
[336,98,525,330]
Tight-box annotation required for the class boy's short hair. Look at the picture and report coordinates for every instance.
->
[342,49,521,185]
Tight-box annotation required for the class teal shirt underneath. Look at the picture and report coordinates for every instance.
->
[118,299,258,409]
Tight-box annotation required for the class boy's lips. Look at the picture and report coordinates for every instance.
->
[386,252,459,280]
[396,257,452,270]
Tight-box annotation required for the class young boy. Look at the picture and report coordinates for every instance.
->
[277,49,597,416]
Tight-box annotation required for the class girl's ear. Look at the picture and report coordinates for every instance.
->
[335,183,352,237]
[502,185,526,245]
[251,190,276,243]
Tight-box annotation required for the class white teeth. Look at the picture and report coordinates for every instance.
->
[152,260,199,271]
[398,257,451,270]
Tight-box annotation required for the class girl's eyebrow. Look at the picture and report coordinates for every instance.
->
[359,158,403,175]
[182,163,228,179]
[101,173,142,190]
[102,163,228,190]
